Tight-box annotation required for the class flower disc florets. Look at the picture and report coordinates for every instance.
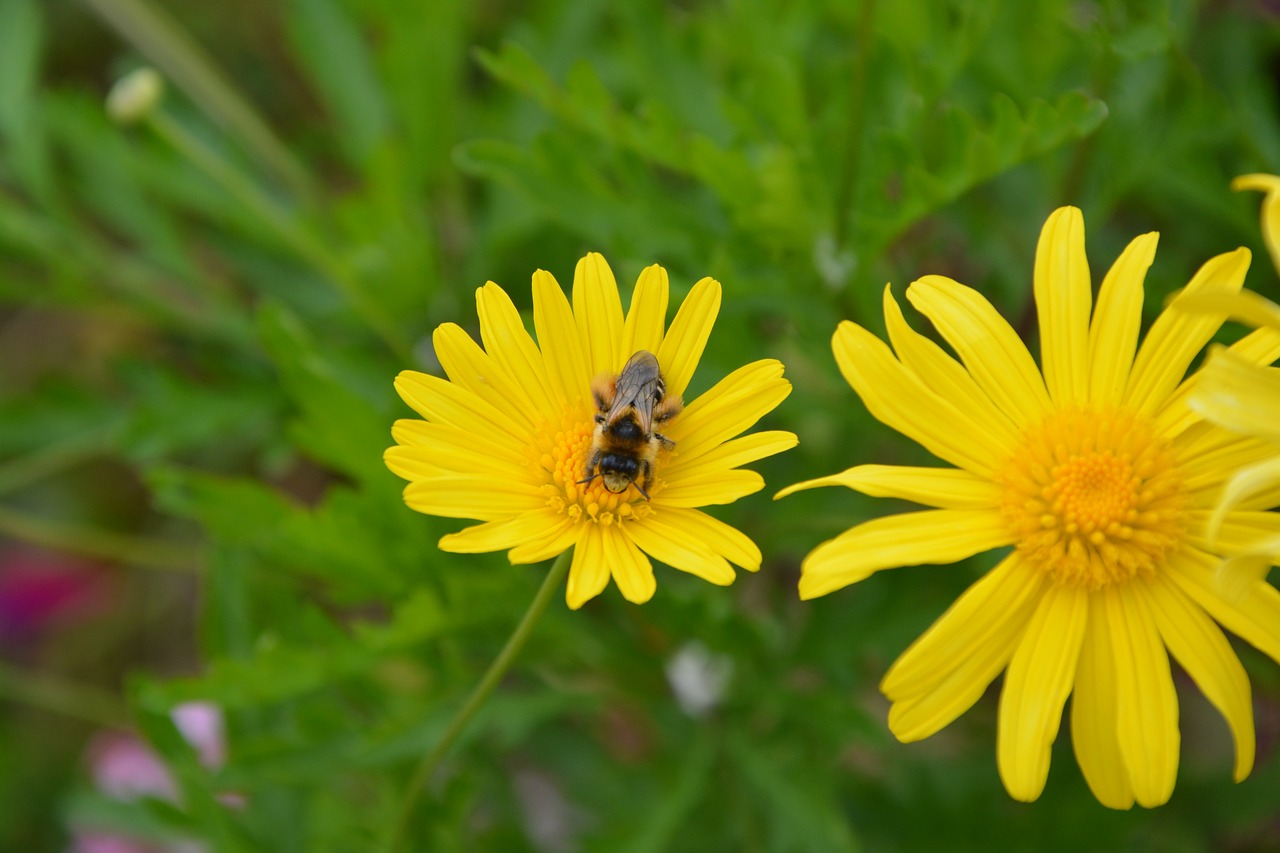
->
[999,406,1187,589]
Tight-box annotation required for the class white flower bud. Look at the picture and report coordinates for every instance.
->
[107,67,164,124]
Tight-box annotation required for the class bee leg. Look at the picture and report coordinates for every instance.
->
[632,459,653,500]
[580,448,603,483]
[654,395,684,423]
[653,431,675,450]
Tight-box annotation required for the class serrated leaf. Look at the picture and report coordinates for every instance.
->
[256,301,394,484]
[135,587,447,710]
[148,467,296,548]
[728,731,860,853]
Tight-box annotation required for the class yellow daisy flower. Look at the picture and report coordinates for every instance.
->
[386,253,796,609]
[780,206,1280,808]
[1183,174,1280,598]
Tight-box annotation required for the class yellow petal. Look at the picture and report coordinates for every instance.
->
[829,321,1006,478]
[882,286,1021,451]
[882,555,1044,701]
[1088,232,1157,406]
[402,476,544,520]
[798,509,1013,599]
[476,282,558,420]
[605,526,656,605]
[1166,547,1280,666]
[433,323,540,429]
[1143,577,1254,782]
[1173,289,1280,333]
[667,430,797,479]
[438,509,569,554]
[907,275,1052,427]
[656,277,721,400]
[566,524,609,609]
[383,448,447,480]
[997,582,1088,802]
[394,370,530,447]
[1157,327,1280,439]
[1186,509,1280,560]
[1178,430,1273,502]
[1230,325,1280,362]
[887,645,1012,743]
[664,360,791,461]
[1103,584,1179,808]
[384,443,525,482]
[1233,173,1280,273]
[1218,552,1277,603]
[1187,346,1280,442]
[1071,595,1136,810]
[508,517,580,565]
[572,253,625,375]
[1123,248,1251,418]
[532,269,591,410]
[623,514,736,585]
[648,506,761,571]
[776,464,1001,509]
[620,264,669,365]
[390,419,527,471]
[1034,207,1092,407]
[1199,459,1280,547]
[655,469,764,507]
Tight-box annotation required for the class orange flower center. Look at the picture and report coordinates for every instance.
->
[998,406,1187,589]
[534,407,664,526]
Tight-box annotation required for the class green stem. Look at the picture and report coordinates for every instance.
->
[832,0,877,253]
[387,550,572,852]
[145,112,414,364]
[0,433,104,497]
[0,506,200,572]
[81,0,314,200]
[0,660,130,729]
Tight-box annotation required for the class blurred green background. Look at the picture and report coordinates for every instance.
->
[2,0,1279,850]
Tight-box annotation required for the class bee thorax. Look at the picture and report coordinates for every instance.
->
[608,418,643,441]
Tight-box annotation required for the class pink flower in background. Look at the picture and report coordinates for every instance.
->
[71,703,227,852]
[68,831,205,853]
[170,702,225,770]
[0,546,112,641]
[87,731,178,802]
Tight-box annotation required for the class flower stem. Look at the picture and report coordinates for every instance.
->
[82,0,315,200]
[388,549,572,852]
[0,660,130,729]
[0,506,199,572]
[144,111,414,365]
[0,431,104,497]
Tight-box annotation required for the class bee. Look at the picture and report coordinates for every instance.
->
[581,350,683,499]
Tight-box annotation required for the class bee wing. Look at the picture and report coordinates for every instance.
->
[607,350,663,433]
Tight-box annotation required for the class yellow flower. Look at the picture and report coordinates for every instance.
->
[386,253,796,609]
[1182,174,1280,598]
[781,207,1280,808]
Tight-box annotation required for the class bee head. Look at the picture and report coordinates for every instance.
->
[599,452,640,493]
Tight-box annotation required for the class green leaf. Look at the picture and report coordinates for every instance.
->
[727,730,860,853]
[286,0,391,166]
[0,0,40,138]
[135,587,447,710]
[256,301,394,484]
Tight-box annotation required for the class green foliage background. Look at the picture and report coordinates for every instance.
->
[2,0,1279,850]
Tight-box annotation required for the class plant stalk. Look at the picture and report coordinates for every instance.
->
[388,549,572,851]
